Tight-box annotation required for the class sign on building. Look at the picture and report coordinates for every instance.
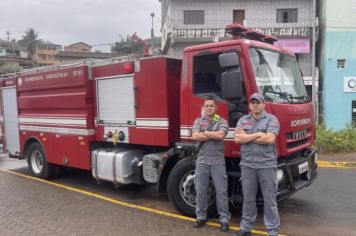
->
[344,77,356,93]
[275,38,310,54]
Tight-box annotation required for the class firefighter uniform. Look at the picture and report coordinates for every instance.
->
[235,111,280,236]
[192,116,231,224]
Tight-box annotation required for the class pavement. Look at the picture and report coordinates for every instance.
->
[0,149,355,236]
[0,170,228,236]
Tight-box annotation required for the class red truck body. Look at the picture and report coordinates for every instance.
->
[0,26,317,216]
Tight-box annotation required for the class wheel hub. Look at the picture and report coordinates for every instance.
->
[180,171,216,208]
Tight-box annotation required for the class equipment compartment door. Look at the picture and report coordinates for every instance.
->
[1,87,20,154]
[96,75,135,124]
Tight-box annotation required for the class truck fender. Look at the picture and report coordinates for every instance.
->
[157,148,179,195]
[23,136,59,179]
[22,136,46,158]
[157,142,196,195]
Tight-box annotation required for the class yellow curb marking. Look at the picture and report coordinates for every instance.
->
[318,161,356,169]
[0,169,287,236]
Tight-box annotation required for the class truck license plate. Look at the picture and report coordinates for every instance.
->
[298,161,309,174]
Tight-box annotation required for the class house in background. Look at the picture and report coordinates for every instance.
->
[55,50,122,64]
[64,42,92,52]
[57,40,153,63]
[318,0,356,129]
[0,38,31,73]
[34,42,62,66]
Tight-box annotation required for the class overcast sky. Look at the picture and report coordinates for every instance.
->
[0,0,161,52]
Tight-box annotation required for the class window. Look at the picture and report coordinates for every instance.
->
[277,9,298,23]
[184,10,204,25]
[193,53,222,97]
[193,52,247,126]
[337,59,346,68]
[249,48,308,104]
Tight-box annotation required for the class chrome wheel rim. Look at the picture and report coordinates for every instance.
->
[31,149,43,174]
[179,170,215,208]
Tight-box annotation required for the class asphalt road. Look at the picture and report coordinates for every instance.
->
[1,153,356,236]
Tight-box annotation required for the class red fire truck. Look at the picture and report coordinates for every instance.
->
[0,25,317,216]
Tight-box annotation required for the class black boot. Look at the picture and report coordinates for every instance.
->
[232,230,251,236]
[220,222,229,232]
[193,219,207,228]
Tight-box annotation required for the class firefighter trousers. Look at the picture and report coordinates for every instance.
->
[194,162,231,223]
[240,166,280,236]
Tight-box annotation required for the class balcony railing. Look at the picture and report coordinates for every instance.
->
[168,19,313,39]
[175,28,228,39]
[173,27,312,40]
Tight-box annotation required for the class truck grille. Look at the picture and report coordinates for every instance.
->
[285,129,309,149]
[286,139,308,149]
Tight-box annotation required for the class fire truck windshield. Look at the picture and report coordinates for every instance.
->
[249,47,309,104]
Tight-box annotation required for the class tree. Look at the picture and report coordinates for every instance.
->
[111,35,143,54]
[18,28,42,65]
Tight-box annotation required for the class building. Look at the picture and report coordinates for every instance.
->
[56,42,124,63]
[55,51,123,64]
[34,42,62,66]
[64,42,92,52]
[159,0,316,91]
[0,39,31,74]
[318,0,356,129]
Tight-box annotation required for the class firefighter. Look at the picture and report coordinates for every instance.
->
[233,93,280,236]
[191,97,231,232]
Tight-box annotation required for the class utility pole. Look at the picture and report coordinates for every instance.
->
[6,30,11,42]
[150,13,155,51]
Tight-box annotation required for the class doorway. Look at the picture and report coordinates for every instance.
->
[233,10,245,25]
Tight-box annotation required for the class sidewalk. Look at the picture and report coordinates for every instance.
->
[318,152,356,162]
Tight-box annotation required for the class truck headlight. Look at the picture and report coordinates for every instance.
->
[277,169,285,183]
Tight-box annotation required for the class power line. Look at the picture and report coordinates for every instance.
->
[91,43,115,47]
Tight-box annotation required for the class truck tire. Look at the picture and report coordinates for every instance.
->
[167,157,217,217]
[26,142,55,180]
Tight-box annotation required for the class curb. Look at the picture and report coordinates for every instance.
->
[317,161,356,169]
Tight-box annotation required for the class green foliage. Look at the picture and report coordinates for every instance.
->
[111,34,143,54]
[18,28,42,63]
[0,62,22,75]
[315,123,356,153]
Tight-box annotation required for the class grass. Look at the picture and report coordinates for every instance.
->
[314,124,356,153]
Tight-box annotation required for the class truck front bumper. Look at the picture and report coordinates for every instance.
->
[276,149,318,201]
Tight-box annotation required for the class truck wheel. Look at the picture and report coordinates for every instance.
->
[167,157,217,217]
[26,142,55,179]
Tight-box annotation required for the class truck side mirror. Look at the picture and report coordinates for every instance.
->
[219,52,243,100]
[219,52,240,68]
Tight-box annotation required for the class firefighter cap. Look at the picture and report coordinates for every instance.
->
[249,93,264,102]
